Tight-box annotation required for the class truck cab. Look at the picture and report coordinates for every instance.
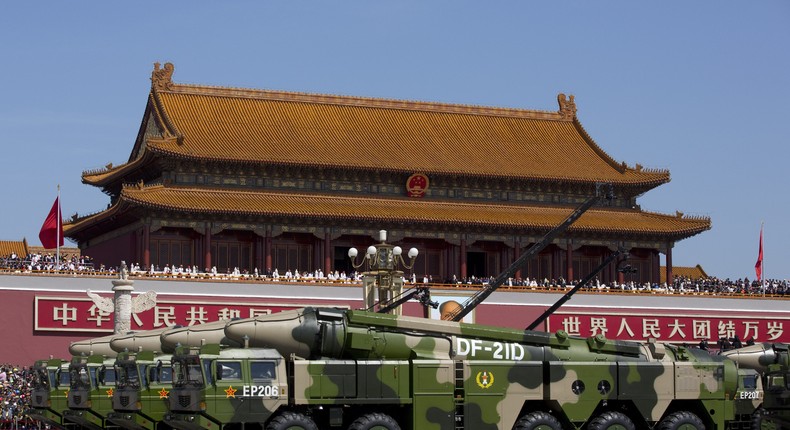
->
[28,358,70,428]
[757,344,790,429]
[107,351,173,430]
[164,344,289,430]
[62,354,118,430]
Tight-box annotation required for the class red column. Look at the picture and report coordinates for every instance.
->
[566,242,573,282]
[514,240,521,280]
[265,230,272,273]
[204,227,212,271]
[460,239,467,280]
[324,232,331,276]
[142,224,150,268]
[255,236,263,274]
[665,245,673,286]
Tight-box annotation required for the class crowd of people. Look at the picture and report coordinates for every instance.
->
[1,252,788,297]
[0,252,94,274]
[0,365,36,429]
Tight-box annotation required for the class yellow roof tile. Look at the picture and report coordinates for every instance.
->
[0,240,28,258]
[66,185,710,238]
[84,64,669,186]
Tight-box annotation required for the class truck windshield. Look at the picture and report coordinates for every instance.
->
[173,356,203,387]
[116,363,140,389]
[70,365,92,390]
[58,369,70,387]
[32,367,50,389]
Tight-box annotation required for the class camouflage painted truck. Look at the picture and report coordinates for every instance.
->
[108,320,242,430]
[28,357,71,429]
[724,343,790,429]
[159,306,761,430]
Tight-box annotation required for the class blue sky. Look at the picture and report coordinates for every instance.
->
[1,2,787,280]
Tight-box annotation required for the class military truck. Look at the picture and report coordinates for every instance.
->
[760,344,790,429]
[724,343,790,429]
[62,353,119,430]
[107,320,242,430]
[156,306,764,430]
[28,357,70,429]
[108,350,173,430]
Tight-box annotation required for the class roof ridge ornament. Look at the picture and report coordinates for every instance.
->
[557,93,577,119]
[151,62,174,91]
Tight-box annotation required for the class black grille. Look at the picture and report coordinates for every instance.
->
[178,395,191,408]
[73,395,82,405]
[120,396,129,407]
[34,395,43,406]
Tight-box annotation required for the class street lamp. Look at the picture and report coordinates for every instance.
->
[616,255,638,288]
[348,230,419,315]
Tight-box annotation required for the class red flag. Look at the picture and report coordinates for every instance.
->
[754,226,763,281]
[39,196,64,249]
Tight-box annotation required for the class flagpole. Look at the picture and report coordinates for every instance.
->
[57,184,61,271]
[761,222,765,297]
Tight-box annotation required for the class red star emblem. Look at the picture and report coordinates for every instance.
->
[224,386,237,398]
[158,388,169,399]
[106,388,114,397]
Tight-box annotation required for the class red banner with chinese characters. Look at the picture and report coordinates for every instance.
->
[35,296,346,333]
[548,311,789,343]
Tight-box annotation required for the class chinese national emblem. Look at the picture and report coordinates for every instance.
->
[406,173,429,198]
[476,371,494,389]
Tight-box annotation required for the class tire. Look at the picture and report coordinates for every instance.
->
[513,411,562,430]
[588,411,636,430]
[656,411,705,430]
[266,411,319,430]
[750,407,779,430]
[347,412,401,430]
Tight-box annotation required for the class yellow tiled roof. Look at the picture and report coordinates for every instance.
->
[661,265,709,283]
[0,240,28,258]
[65,185,710,238]
[85,64,669,186]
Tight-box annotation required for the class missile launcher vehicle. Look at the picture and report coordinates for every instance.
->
[107,320,242,430]
[28,357,71,429]
[723,343,790,429]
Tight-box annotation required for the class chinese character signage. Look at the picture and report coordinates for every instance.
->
[35,296,344,333]
[548,312,788,343]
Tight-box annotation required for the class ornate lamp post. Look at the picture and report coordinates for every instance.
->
[348,230,418,315]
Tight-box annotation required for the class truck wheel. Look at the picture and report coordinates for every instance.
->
[513,411,562,430]
[656,411,705,430]
[266,411,319,430]
[588,411,635,430]
[750,407,776,430]
[347,412,401,430]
